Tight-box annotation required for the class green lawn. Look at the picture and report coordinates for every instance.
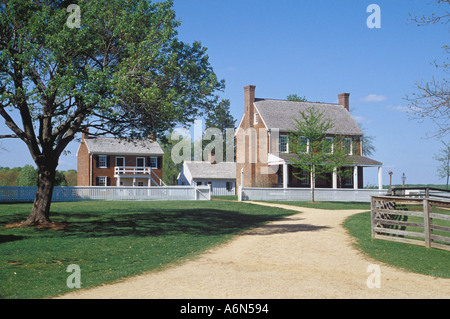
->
[0,200,296,299]
[2,199,448,299]
[343,211,450,278]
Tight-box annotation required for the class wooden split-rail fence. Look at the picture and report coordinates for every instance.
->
[371,188,450,251]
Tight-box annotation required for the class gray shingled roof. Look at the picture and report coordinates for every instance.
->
[185,161,236,180]
[84,137,164,155]
[254,99,364,136]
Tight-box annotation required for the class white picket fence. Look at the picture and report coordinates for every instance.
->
[239,187,388,202]
[0,186,211,202]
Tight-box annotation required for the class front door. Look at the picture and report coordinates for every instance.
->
[136,157,145,173]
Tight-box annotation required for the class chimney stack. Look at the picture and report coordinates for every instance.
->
[82,128,89,142]
[338,93,350,112]
[244,85,256,126]
[208,151,216,164]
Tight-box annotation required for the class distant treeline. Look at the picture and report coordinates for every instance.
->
[0,165,77,186]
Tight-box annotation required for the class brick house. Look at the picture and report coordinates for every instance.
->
[235,85,383,190]
[77,132,165,187]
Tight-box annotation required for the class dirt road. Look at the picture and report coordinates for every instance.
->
[58,202,449,299]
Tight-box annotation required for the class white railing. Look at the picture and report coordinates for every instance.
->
[114,166,151,175]
[239,187,388,202]
[0,186,210,202]
[114,166,167,186]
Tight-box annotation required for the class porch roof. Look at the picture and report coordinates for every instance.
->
[276,153,382,167]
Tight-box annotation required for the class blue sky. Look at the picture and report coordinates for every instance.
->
[0,0,449,186]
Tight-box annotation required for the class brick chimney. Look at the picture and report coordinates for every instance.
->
[338,93,350,111]
[208,151,216,164]
[82,128,89,142]
[244,85,256,127]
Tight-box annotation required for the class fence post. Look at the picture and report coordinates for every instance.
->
[371,196,376,238]
[423,199,431,248]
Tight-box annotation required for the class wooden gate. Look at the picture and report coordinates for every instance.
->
[371,189,450,251]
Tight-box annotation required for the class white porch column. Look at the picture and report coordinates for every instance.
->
[116,176,121,187]
[148,178,151,187]
[332,167,337,189]
[133,177,136,187]
[353,166,358,190]
[283,163,288,189]
[238,168,244,202]
[378,166,383,190]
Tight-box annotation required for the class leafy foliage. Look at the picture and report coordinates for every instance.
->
[288,107,354,201]
[0,0,223,223]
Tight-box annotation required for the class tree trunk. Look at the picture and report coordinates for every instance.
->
[23,162,57,226]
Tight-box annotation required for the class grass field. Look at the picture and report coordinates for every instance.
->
[343,211,450,278]
[1,199,448,299]
[0,200,297,299]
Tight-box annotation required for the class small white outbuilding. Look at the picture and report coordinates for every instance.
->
[178,158,236,196]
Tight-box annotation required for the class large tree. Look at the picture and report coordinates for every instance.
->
[0,0,224,225]
[406,0,449,138]
[204,98,236,161]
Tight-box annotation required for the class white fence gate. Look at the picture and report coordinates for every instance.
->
[0,186,211,202]
[239,187,388,202]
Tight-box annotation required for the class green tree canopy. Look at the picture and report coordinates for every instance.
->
[0,0,224,225]
[286,94,308,102]
[16,165,38,186]
[288,107,354,201]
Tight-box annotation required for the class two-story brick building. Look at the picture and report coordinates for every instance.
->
[236,85,383,190]
[77,132,165,187]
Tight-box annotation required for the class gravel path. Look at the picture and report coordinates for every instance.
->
[58,202,449,299]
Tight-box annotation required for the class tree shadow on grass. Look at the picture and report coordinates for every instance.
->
[55,208,280,238]
[1,204,327,240]
[0,234,27,244]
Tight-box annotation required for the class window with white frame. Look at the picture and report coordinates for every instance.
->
[149,157,158,169]
[98,155,108,168]
[254,113,259,125]
[299,136,309,153]
[323,137,334,154]
[279,135,288,153]
[97,176,107,186]
[343,138,353,155]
